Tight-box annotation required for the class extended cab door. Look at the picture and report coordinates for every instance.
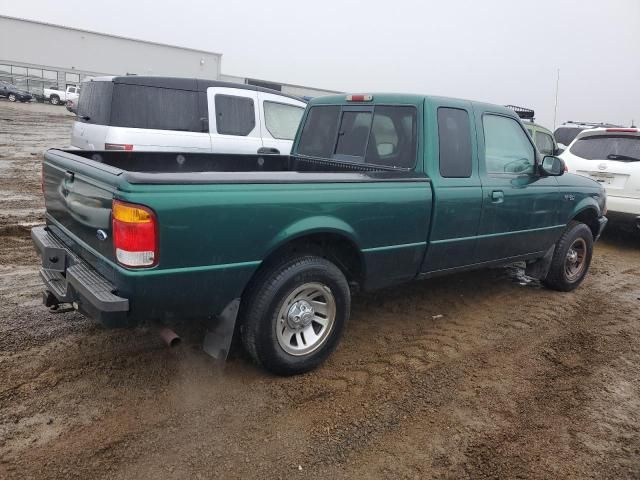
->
[207,87,263,154]
[421,100,483,272]
[475,111,561,261]
[257,92,306,155]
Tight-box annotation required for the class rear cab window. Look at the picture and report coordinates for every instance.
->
[297,104,417,169]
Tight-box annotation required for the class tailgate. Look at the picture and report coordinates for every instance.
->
[42,149,121,264]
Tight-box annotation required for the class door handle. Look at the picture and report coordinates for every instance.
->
[257,147,280,155]
[490,190,504,203]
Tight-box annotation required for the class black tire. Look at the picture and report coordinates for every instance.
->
[8,93,16,102]
[49,95,60,105]
[240,255,350,376]
[543,221,593,292]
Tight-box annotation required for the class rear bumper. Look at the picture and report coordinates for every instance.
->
[607,195,640,216]
[32,226,130,327]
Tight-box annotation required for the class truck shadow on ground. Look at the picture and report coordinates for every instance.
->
[598,223,640,250]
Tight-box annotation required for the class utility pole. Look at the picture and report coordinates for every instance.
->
[553,68,560,129]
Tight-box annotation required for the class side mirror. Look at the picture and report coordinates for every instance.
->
[553,146,565,155]
[540,155,565,176]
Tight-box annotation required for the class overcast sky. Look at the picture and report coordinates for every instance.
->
[2,0,639,128]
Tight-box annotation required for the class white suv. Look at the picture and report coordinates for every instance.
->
[71,76,307,155]
[560,127,640,229]
[554,121,623,151]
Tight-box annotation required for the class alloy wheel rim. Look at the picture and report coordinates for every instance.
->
[275,282,336,356]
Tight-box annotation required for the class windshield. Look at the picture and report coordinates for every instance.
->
[569,135,640,161]
[554,127,584,146]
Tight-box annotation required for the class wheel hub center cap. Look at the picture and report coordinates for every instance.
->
[287,300,314,329]
[567,249,578,264]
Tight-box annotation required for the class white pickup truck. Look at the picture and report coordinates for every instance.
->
[44,85,80,105]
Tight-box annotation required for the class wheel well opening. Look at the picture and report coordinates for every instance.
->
[257,233,364,289]
[573,209,599,238]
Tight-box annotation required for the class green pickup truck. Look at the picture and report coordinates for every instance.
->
[33,93,608,375]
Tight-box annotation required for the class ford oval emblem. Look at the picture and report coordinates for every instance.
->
[598,163,607,170]
[96,229,108,241]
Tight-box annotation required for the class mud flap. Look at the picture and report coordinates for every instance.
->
[525,245,555,280]
[203,298,240,361]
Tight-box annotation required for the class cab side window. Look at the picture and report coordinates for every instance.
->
[535,131,555,156]
[438,107,472,178]
[483,115,535,174]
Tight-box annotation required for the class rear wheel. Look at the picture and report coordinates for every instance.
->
[240,255,350,376]
[543,221,593,291]
[8,93,16,102]
[49,95,60,105]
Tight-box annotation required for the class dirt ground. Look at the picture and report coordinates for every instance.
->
[0,100,639,479]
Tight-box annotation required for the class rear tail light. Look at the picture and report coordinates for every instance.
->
[105,143,134,151]
[112,200,158,267]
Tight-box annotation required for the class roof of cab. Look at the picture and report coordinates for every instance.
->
[309,93,519,118]
[84,76,306,103]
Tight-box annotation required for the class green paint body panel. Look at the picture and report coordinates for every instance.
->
[38,93,607,327]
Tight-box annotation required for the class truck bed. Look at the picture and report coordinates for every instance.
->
[39,148,433,328]
[63,150,424,184]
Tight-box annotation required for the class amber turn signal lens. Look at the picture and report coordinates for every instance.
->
[113,201,153,223]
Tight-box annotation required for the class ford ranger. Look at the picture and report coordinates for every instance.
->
[32,93,608,375]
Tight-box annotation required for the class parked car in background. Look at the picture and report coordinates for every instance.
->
[524,122,561,156]
[34,93,607,375]
[554,121,624,151]
[44,85,80,105]
[561,127,639,230]
[71,76,307,155]
[0,81,33,102]
[505,105,560,156]
[66,98,78,114]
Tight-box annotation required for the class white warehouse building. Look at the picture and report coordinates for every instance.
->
[0,15,338,99]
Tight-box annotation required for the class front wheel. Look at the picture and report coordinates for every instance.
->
[240,256,350,376]
[8,93,16,102]
[543,221,593,291]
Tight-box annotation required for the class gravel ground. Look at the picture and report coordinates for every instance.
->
[0,100,639,479]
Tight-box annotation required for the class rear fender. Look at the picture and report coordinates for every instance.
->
[263,216,362,258]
